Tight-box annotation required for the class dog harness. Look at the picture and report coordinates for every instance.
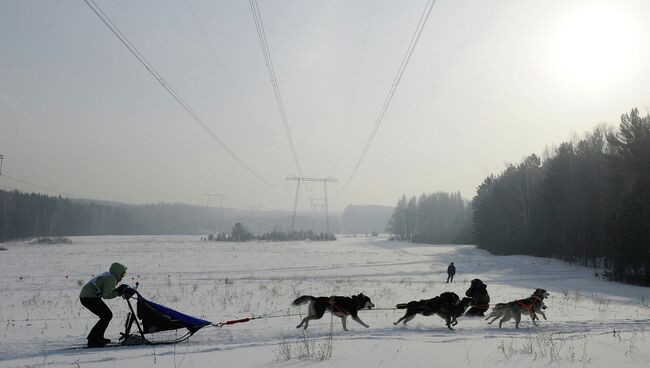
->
[514,295,543,315]
[328,297,350,315]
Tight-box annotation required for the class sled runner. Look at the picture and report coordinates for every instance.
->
[119,283,211,346]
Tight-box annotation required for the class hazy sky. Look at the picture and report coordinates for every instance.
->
[1,0,649,212]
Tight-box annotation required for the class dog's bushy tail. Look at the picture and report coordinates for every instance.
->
[484,303,507,320]
[396,303,408,309]
[292,295,315,306]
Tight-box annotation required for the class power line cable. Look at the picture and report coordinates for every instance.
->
[336,0,374,174]
[341,0,437,191]
[344,0,374,127]
[182,0,237,90]
[0,174,71,197]
[82,0,281,190]
[248,0,304,177]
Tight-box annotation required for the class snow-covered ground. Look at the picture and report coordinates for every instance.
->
[1,235,650,367]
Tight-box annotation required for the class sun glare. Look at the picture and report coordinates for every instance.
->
[548,5,640,88]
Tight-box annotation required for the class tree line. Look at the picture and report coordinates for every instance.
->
[207,222,336,242]
[0,190,343,242]
[473,108,649,285]
[387,108,650,286]
[0,193,233,241]
[386,191,472,244]
[0,191,134,241]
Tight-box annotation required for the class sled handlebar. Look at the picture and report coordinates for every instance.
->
[119,282,139,300]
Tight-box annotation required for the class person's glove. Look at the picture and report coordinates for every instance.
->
[115,284,129,295]
[122,286,136,299]
[116,284,136,299]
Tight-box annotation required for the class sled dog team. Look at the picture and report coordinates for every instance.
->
[293,280,549,331]
[81,264,548,348]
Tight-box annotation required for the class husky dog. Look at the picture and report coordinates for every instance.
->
[485,288,549,328]
[465,279,490,316]
[394,292,472,330]
[292,294,375,331]
[435,297,473,330]
[394,292,459,325]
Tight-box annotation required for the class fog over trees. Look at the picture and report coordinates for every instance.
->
[3,108,648,286]
[386,192,472,244]
[341,205,394,235]
[387,108,649,286]
[0,195,327,241]
[0,195,393,241]
[472,109,649,284]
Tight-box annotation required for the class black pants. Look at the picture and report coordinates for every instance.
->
[80,297,113,341]
[446,273,454,283]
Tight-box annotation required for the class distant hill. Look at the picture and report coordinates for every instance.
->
[0,190,398,241]
[340,205,393,234]
[0,189,342,241]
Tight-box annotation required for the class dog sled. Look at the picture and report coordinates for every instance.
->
[119,283,212,346]
[72,281,549,350]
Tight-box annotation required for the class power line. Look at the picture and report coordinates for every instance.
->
[337,0,374,176]
[202,193,226,227]
[182,0,237,90]
[343,0,374,129]
[0,155,68,196]
[0,174,71,197]
[249,0,304,177]
[341,0,437,191]
[0,182,17,192]
[82,0,281,190]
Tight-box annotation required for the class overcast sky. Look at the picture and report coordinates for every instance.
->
[1,0,649,212]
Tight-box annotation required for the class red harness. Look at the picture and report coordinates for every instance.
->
[514,295,542,315]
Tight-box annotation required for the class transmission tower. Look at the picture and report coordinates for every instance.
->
[247,204,262,234]
[203,193,226,230]
[0,155,3,176]
[309,198,327,233]
[286,176,337,233]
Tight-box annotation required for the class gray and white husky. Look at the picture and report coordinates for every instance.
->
[485,288,549,328]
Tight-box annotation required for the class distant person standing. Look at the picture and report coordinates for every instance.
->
[446,262,456,283]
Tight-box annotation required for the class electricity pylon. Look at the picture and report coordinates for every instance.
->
[203,194,226,230]
[286,176,337,233]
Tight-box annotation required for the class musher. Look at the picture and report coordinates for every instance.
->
[79,262,130,347]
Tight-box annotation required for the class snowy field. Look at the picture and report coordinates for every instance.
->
[2,236,650,368]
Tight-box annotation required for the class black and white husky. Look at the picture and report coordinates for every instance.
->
[292,294,375,331]
[485,288,549,328]
[394,292,473,330]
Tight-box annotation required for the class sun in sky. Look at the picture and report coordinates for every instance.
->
[547,3,642,89]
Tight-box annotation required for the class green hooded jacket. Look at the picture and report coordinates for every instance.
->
[79,263,127,299]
